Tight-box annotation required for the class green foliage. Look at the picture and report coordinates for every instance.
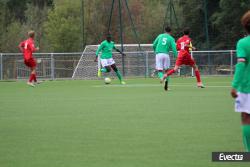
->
[0,2,6,51]
[6,0,29,22]
[2,21,24,52]
[22,4,51,51]
[139,0,166,43]
[0,0,52,52]
[211,0,250,49]
[83,0,108,44]
[0,0,249,52]
[178,0,207,48]
[44,1,82,52]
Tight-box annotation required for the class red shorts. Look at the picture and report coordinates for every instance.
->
[175,53,195,66]
[24,58,36,68]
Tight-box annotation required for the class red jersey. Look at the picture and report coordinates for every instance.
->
[19,38,37,60]
[176,35,192,56]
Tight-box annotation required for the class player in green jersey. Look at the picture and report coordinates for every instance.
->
[95,34,126,84]
[231,10,250,152]
[153,26,178,91]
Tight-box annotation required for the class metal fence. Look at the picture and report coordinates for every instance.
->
[0,50,236,80]
[0,53,81,80]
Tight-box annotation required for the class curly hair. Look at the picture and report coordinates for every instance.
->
[241,10,250,33]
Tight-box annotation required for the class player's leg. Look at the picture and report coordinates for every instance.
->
[157,70,163,80]
[235,93,250,152]
[191,62,204,88]
[25,59,36,87]
[163,54,171,91]
[100,59,111,74]
[31,58,37,83]
[27,67,36,87]
[241,112,250,152]
[101,66,111,73]
[163,69,170,90]
[33,59,43,85]
[162,55,183,81]
[31,67,37,82]
[155,54,164,80]
[111,64,125,84]
[162,65,179,81]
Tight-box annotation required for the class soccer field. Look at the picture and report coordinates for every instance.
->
[0,77,248,167]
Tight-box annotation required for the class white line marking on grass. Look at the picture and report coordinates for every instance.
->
[92,84,231,88]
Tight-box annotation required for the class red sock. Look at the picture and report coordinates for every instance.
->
[29,74,34,82]
[33,73,37,82]
[167,69,175,76]
[195,70,201,83]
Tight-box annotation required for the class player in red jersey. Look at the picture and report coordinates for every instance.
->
[162,28,205,88]
[18,30,39,87]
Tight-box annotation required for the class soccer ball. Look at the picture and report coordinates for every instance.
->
[37,58,42,63]
[104,77,111,84]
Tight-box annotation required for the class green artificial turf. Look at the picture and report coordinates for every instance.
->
[0,77,248,167]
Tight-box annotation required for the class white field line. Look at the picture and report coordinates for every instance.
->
[93,83,231,88]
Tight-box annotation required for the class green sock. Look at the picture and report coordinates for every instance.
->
[101,68,107,73]
[166,76,170,82]
[158,72,163,79]
[115,70,123,82]
[242,125,250,152]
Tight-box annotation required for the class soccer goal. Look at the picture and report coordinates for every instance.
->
[71,44,165,79]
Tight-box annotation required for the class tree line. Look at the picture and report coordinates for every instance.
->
[0,0,249,53]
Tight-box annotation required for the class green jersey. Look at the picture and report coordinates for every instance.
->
[153,33,178,57]
[232,36,250,93]
[96,40,117,59]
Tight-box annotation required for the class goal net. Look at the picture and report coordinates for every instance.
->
[72,44,176,79]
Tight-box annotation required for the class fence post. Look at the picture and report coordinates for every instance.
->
[51,53,55,80]
[145,52,149,78]
[191,51,194,77]
[230,50,233,76]
[0,53,2,80]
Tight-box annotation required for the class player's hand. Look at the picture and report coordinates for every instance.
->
[36,47,39,51]
[231,88,238,98]
[94,57,98,62]
[192,47,197,51]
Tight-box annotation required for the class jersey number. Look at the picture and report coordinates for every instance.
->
[180,42,185,50]
[162,38,167,45]
[24,42,28,49]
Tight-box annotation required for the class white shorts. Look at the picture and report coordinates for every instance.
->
[155,53,170,70]
[235,92,250,114]
[101,58,115,67]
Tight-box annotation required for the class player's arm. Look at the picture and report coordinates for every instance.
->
[231,41,246,98]
[95,43,104,62]
[18,41,25,52]
[32,45,39,52]
[187,41,197,51]
[171,38,178,58]
[35,46,39,51]
[113,46,125,56]
[231,58,246,98]
[29,42,39,52]
[152,36,159,52]
[176,39,181,51]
